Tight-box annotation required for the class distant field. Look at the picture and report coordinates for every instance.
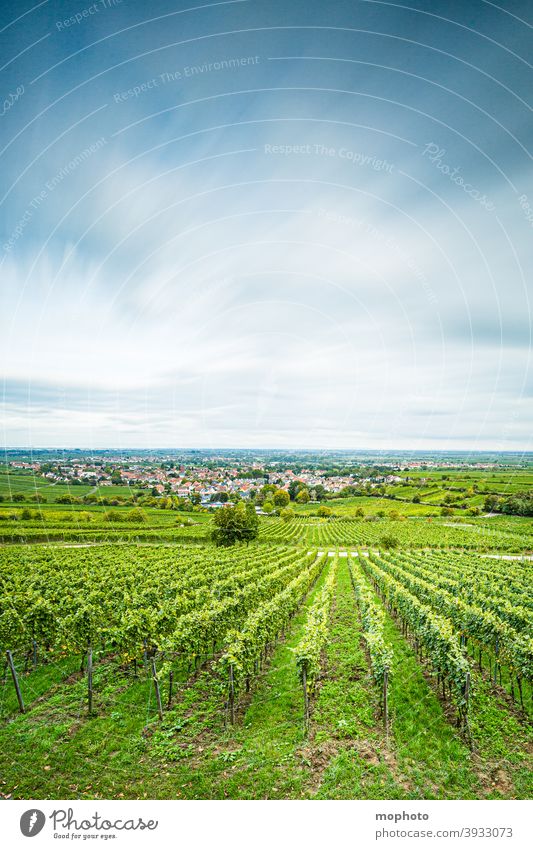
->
[0,471,140,502]
[295,496,437,516]
[397,469,533,495]
[259,516,533,551]
[0,472,51,495]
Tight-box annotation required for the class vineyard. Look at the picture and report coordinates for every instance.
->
[1,509,533,551]
[0,545,322,704]
[0,534,531,800]
[259,516,533,551]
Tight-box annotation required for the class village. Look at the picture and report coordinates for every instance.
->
[8,455,405,507]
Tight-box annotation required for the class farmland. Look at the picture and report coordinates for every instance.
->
[0,454,532,800]
[0,525,531,799]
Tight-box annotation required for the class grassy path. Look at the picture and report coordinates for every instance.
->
[307,556,397,798]
[311,558,485,799]
[379,611,480,799]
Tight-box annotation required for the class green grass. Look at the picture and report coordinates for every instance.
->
[0,472,51,496]
[0,657,160,799]
[0,472,147,502]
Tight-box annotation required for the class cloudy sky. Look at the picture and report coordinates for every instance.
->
[1,0,532,450]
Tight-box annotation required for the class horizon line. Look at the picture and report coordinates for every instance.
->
[2,446,533,455]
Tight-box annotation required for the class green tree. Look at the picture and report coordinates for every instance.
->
[127,507,147,523]
[288,480,304,501]
[262,500,274,514]
[483,494,500,513]
[259,484,277,504]
[317,505,332,517]
[211,491,229,503]
[273,489,290,507]
[280,507,294,522]
[211,502,259,546]
[296,488,310,503]
[500,492,533,517]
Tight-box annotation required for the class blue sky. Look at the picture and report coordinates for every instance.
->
[1,0,532,450]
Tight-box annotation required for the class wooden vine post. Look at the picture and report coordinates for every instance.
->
[6,650,25,714]
[87,645,93,715]
[167,670,174,709]
[228,663,235,725]
[150,656,164,721]
[463,670,471,738]
[493,638,499,686]
[383,667,389,742]
[302,665,310,736]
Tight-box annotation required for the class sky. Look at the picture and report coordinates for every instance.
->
[0,0,532,451]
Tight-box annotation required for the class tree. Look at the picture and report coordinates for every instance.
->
[212,502,259,546]
[259,484,277,503]
[483,494,500,513]
[262,500,274,514]
[280,507,294,522]
[273,489,289,507]
[127,507,147,523]
[412,494,420,503]
[500,492,533,517]
[288,480,304,501]
[211,491,229,503]
[296,488,310,503]
[317,505,332,518]
[380,534,399,550]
